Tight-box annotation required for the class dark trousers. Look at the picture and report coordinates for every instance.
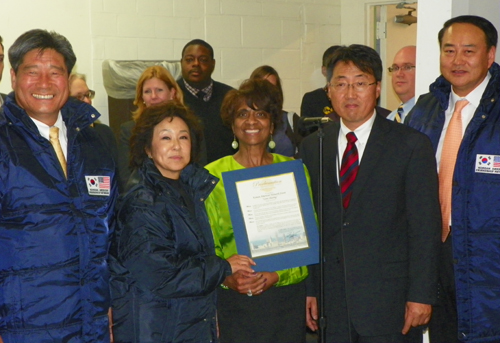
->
[428,237,462,343]
[218,282,306,343]
[322,256,423,343]
[324,323,423,343]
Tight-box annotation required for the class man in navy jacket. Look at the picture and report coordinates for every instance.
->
[0,29,117,342]
[406,15,500,343]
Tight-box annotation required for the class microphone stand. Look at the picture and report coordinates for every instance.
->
[299,116,332,342]
[316,119,327,343]
[301,116,331,343]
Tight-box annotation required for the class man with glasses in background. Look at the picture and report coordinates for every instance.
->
[69,73,118,187]
[301,44,441,343]
[69,73,96,104]
[387,46,416,123]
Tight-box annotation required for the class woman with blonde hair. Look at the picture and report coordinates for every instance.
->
[117,65,184,190]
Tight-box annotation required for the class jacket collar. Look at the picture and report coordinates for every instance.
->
[1,93,100,135]
[320,114,391,213]
[429,62,500,111]
[139,159,218,199]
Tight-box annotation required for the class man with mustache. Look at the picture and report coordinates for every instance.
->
[178,39,234,164]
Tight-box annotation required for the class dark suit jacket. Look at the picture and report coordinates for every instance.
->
[301,114,441,337]
[178,79,233,164]
[0,93,6,104]
[300,87,335,119]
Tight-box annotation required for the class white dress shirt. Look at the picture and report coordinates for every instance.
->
[436,72,491,172]
[31,113,68,159]
[387,97,415,122]
[336,110,376,181]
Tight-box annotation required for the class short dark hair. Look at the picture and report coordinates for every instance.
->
[322,45,342,67]
[0,35,3,50]
[249,65,284,108]
[9,29,76,74]
[130,102,203,168]
[221,78,283,130]
[181,39,214,59]
[326,44,383,83]
[438,15,498,50]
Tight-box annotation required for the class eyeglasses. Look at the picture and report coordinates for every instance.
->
[329,82,377,92]
[388,65,416,72]
[75,90,95,101]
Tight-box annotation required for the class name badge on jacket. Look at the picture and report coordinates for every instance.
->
[85,175,112,196]
[475,154,500,174]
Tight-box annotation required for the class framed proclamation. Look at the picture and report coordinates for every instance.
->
[222,159,319,272]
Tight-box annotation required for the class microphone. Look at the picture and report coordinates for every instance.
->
[299,117,333,124]
[298,117,333,134]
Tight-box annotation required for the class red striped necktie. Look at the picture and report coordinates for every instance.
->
[340,132,359,209]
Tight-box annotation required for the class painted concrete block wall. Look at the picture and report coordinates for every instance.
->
[0,1,93,105]
[91,0,342,122]
[414,0,500,99]
[0,0,341,124]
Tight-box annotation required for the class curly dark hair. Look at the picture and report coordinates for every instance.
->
[130,102,203,168]
[220,78,283,131]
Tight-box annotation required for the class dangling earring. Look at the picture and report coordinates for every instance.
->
[268,134,276,149]
[231,135,239,149]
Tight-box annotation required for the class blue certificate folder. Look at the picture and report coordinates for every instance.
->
[222,159,319,272]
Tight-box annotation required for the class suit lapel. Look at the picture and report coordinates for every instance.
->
[323,123,341,192]
[348,115,390,210]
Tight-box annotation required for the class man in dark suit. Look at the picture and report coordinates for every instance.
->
[177,39,233,164]
[0,35,6,105]
[299,45,390,137]
[301,44,441,342]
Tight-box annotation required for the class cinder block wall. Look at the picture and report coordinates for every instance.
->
[0,0,341,123]
[91,0,341,122]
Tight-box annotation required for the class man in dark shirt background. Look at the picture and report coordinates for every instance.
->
[177,39,234,164]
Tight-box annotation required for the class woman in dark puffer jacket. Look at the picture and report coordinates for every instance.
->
[110,102,254,343]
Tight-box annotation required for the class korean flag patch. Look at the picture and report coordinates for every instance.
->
[475,155,500,174]
[85,175,111,196]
